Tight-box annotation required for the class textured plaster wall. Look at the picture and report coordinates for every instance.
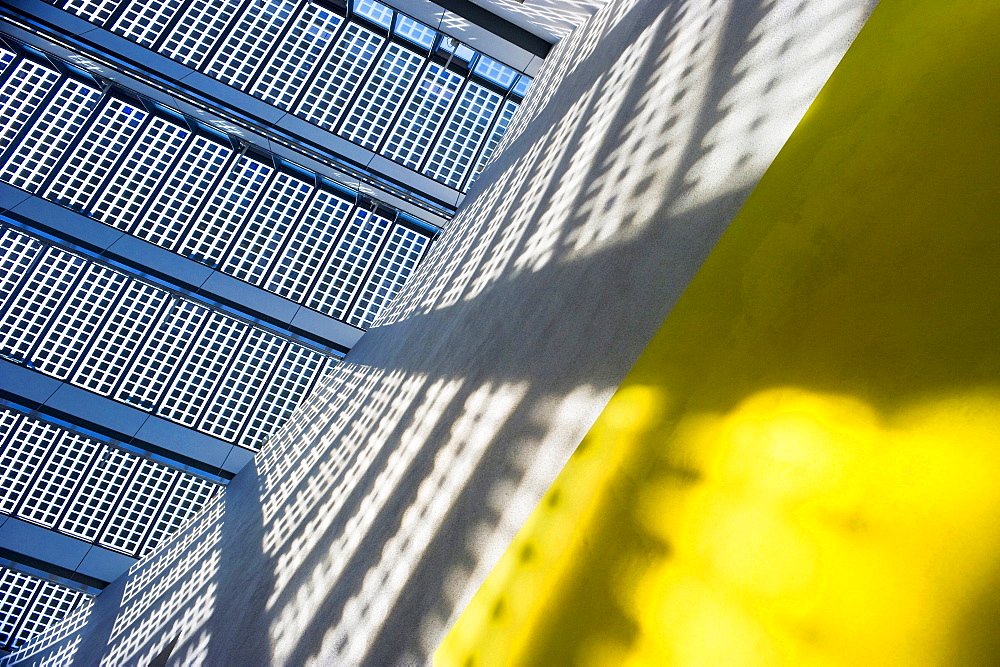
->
[8,0,876,664]
[440,0,1000,664]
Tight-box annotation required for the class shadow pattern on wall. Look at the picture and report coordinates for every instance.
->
[2,0,877,663]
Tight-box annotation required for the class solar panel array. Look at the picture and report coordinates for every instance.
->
[0,226,334,451]
[0,567,89,654]
[0,39,432,330]
[49,0,527,192]
[0,407,219,557]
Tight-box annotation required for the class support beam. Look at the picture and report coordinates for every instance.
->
[0,517,136,590]
[0,362,251,477]
[0,183,362,354]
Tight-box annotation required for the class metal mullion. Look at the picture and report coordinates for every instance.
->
[148,0,194,52]
[283,5,352,113]
[0,225,49,314]
[46,263,133,382]
[340,213,395,320]
[9,430,68,522]
[458,94,511,193]
[73,106,156,225]
[0,410,25,449]
[243,0,315,94]
[47,436,106,533]
[274,190,356,307]
[370,45,434,156]
[301,353,332,400]
[142,301,215,416]
[32,87,111,197]
[228,338,290,447]
[4,578,43,651]
[0,38,17,80]
[21,252,93,366]
[330,24,392,136]
[0,66,69,167]
[100,0,139,34]
[94,281,174,399]
[304,203,374,321]
[416,75,472,174]
[213,164,281,270]
[300,199,366,312]
[0,411,29,513]
[125,125,197,235]
[183,318,255,433]
[196,0,264,77]
[168,145,243,254]
[132,471,180,557]
[251,175,317,291]
[90,457,144,550]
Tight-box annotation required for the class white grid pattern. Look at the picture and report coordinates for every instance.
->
[238,345,327,450]
[58,446,136,541]
[221,171,313,285]
[423,82,502,188]
[1,231,339,439]
[17,433,99,528]
[347,225,428,328]
[141,474,216,555]
[0,78,102,193]
[61,0,125,25]
[198,328,285,441]
[133,134,232,249]
[305,208,391,317]
[353,0,392,28]
[179,154,273,267]
[0,228,44,312]
[12,579,84,650]
[88,115,190,231]
[158,312,246,427]
[294,23,383,131]
[473,55,517,88]
[158,0,246,69]
[337,43,423,150]
[0,246,86,363]
[393,15,435,49]
[204,0,300,90]
[0,418,60,513]
[0,569,39,648]
[381,63,462,169]
[0,60,61,157]
[0,406,20,441]
[465,99,519,192]
[31,262,129,380]
[37,0,522,192]
[99,459,176,553]
[110,0,186,48]
[0,409,220,557]
[43,98,148,211]
[250,2,343,111]
[0,44,12,73]
[114,297,208,410]
[72,281,169,396]
[264,189,353,301]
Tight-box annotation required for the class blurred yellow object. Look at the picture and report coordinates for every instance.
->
[437,0,1000,664]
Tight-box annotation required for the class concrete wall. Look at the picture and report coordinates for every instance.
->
[440,0,1000,663]
[6,0,876,663]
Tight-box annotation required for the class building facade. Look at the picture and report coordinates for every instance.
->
[0,0,550,654]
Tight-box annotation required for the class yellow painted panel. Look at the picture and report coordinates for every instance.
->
[438,0,1000,665]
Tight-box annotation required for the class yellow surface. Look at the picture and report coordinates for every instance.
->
[437,0,1000,664]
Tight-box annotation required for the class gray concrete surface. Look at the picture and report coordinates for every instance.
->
[5,0,878,663]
